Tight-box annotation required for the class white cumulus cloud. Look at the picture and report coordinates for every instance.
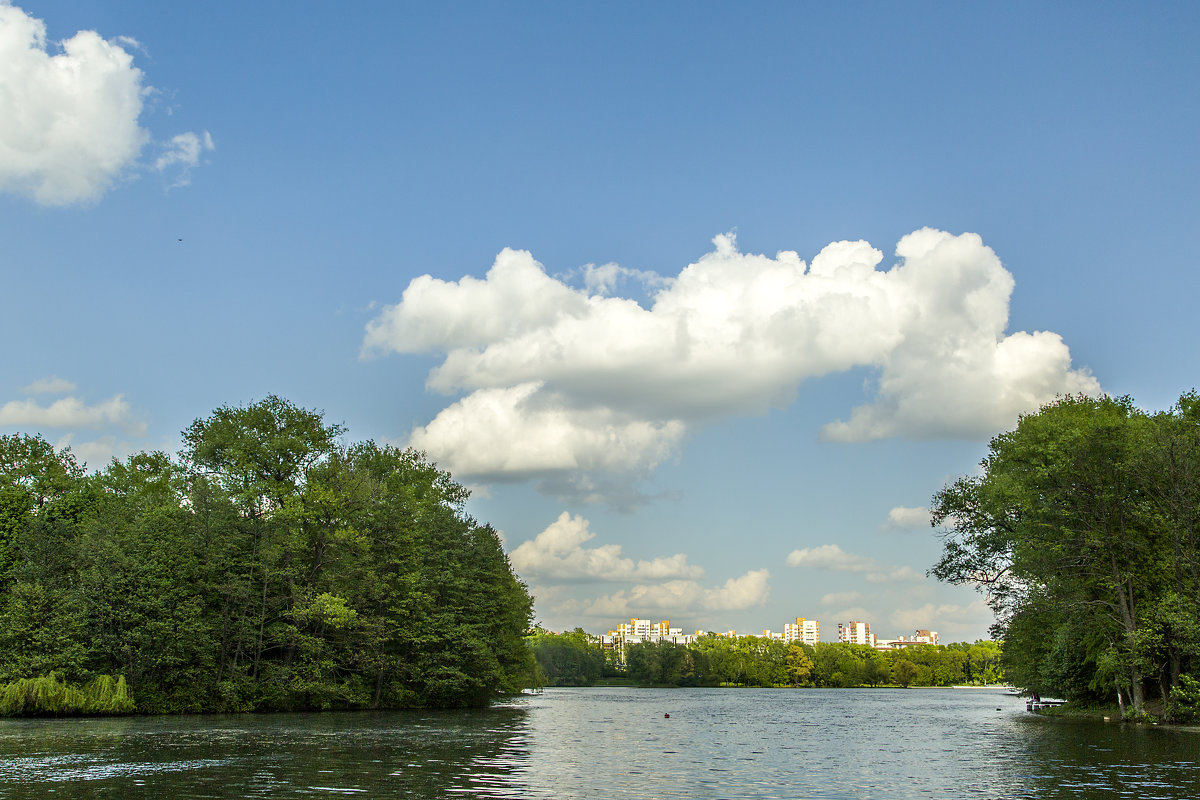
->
[0,2,208,205]
[509,511,704,582]
[408,383,685,479]
[365,229,1099,489]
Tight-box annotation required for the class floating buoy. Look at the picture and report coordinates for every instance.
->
[664,713,670,718]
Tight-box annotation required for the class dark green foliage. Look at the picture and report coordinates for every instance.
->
[528,629,606,686]
[656,636,994,688]
[933,392,1200,716]
[0,434,86,583]
[0,398,535,714]
[891,659,918,688]
[1163,674,1200,723]
[625,641,715,687]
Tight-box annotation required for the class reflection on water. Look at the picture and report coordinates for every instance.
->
[0,689,1195,799]
[0,707,534,798]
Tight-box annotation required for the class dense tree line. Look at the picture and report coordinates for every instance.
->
[531,633,1001,689]
[932,393,1200,722]
[526,629,613,686]
[683,637,999,689]
[626,640,718,687]
[0,397,535,714]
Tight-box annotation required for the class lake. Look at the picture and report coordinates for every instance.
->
[0,687,1196,798]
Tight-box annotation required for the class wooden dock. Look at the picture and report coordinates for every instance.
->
[1027,699,1067,711]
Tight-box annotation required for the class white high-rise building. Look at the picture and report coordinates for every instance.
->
[784,617,820,646]
[838,620,874,647]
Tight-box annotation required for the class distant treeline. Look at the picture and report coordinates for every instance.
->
[933,393,1200,723]
[528,629,1002,688]
[0,396,535,715]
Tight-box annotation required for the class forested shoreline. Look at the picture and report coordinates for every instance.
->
[529,629,1002,689]
[9,390,1198,721]
[932,392,1200,723]
[0,397,536,715]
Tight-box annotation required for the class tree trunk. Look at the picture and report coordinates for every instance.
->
[1112,553,1144,714]
[253,575,268,679]
[1130,661,1145,714]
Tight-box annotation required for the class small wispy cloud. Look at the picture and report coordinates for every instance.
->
[154,130,215,187]
[889,599,994,637]
[0,394,145,435]
[820,591,863,607]
[21,376,77,395]
[786,543,924,584]
[883,505,931,530]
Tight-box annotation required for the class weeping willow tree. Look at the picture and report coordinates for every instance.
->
[0,674,133,716]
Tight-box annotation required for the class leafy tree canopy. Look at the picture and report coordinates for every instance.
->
[0,398,536,714]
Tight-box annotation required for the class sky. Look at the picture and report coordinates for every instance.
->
[3,1,1198,643]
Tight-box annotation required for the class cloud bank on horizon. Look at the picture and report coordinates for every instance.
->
[512,509,968,634]
[365,227,1101,497]
[0,1,211,205]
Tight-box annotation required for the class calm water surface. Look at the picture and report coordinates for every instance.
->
[0,688,1196,799]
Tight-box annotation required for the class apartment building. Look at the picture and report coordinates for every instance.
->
[601,618,693,659]
[784,617,820,646]
[838,620,874,647]
[911,629,938,645]
[616,618,682,638]
[598,616,945,653]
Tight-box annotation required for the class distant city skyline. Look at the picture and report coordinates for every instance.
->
[579,615,941,646]
[3,2,1198,641]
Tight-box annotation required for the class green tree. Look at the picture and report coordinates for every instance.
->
[932,393,1200,714]
[0,434,88,583]
[0,397,537,715]
[529,629,605,686]
[892,658,918,688]
[785,645,814,686]
[966,640,1004,685]
[861,652,891,687]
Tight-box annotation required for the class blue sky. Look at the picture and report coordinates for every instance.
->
[3,1,1198,642]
